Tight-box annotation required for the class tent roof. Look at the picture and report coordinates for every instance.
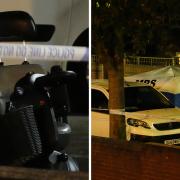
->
[92,79,148,90]
[126,66,180,78]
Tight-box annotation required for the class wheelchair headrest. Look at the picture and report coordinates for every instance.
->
[0,11,55,41]
[0,64,44,98]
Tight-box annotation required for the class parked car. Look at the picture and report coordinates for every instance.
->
[91,79,180,145]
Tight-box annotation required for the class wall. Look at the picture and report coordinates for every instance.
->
[31,0,88,46]
[0,166,88,179]
[92,136,180,180]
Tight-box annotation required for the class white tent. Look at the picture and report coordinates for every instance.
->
[125,66,180,107]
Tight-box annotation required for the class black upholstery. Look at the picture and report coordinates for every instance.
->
[0,11,55,41]
[0,64,44,115]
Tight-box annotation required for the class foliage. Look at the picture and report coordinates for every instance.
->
[92,0,180,58]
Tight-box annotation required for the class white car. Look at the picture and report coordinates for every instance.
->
[91,79,180,145]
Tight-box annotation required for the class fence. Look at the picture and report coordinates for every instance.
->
[92,55,180,77]
[125,56,179,66]
[92,55,105,79]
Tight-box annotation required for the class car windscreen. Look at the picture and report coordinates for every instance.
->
[125,86,174,112]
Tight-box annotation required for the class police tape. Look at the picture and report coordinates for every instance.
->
[109,109,126,115]
[109,108,180,120]
[0,43,89,61]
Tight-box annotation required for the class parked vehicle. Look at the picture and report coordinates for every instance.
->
[92,79,180,145]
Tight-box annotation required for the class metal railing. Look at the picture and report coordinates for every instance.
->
[124,56,179,66]
[91,55,180,78]
[92,55,99,63]
[92,55,179,66]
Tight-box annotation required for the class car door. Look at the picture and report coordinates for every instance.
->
[91,88,110,137]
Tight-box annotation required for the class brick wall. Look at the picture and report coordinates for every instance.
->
[0,166,88,180]
[92,136,180,180]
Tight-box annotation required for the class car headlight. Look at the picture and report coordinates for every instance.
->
[127,118,150,129]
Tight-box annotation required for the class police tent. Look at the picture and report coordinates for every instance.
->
[125,66,180,107]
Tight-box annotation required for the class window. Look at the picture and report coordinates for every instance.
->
[91,89,108,112]
[125,86,174,112]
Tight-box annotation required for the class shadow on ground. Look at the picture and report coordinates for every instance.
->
[66,115,89,172]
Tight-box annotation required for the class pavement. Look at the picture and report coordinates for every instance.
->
[65,115,89,173]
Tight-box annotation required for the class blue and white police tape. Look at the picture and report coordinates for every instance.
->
[109,108,180,120]
[109,109,126,115]
[0,43,89,61]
